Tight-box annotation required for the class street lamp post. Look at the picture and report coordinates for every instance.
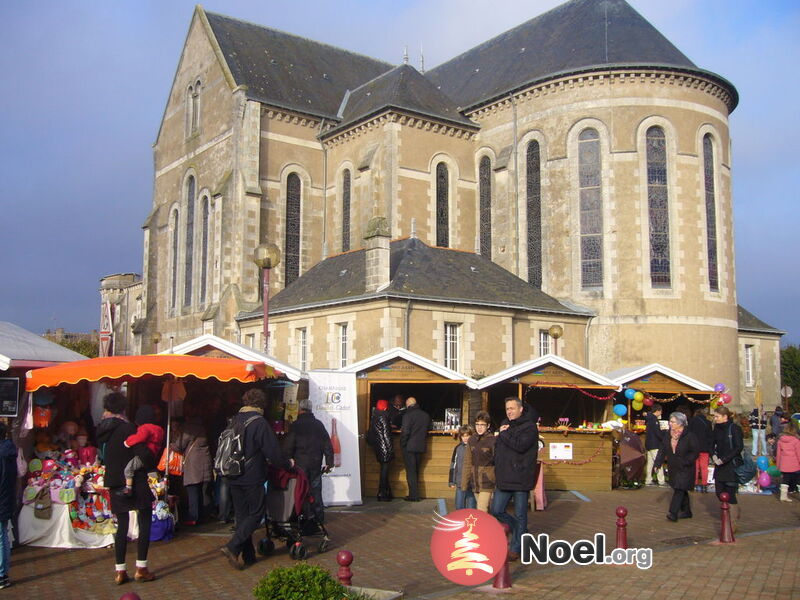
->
[253,243,281,353]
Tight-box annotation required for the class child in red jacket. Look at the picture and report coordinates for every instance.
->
[123,405,165,496]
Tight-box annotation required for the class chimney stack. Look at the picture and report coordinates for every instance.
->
[364,215,391,293]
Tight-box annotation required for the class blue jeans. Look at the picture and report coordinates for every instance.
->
[752,429,767,456]
[0,520,9,577]
[491,489,529,554]
[454,488,476,510]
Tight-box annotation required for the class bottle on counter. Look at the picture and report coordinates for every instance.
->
[331,417,342,467]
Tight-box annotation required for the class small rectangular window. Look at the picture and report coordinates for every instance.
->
[539,330,551,356]
[244,333,255,349]
[444,323,460,371]
[338,323,348,368]
[298,328,308,372]
[744,345,754,387]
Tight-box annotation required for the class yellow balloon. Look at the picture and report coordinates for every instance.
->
[632,401,644,411]
[711,399,718,410]
[633,391,644,402]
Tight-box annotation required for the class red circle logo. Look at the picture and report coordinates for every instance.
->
[430,509,507,585]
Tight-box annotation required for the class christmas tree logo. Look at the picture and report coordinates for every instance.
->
[430,509,507,585]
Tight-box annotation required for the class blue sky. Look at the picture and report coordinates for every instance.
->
[1,0,798,346]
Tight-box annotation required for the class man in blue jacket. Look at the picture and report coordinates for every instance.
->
[221,389,292,570]
[491,397,538,562]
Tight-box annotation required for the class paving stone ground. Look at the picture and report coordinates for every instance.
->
[8,487,800,599]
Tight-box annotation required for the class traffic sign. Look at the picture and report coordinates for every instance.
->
[781,386,793,398]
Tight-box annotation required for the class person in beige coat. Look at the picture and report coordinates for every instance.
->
[461,411,495,512]
[171,407,213,525]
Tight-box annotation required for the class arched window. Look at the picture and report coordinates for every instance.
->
[341,169,351,252]
[436,162,449,247]
[187,80,200,136]
[285,173,301,285]
[703,134,719,292]
[479,156,492,258]
[646,126,670,287]
[183,176,195,306]
[526,141,542,286]
[578,129,602,288]
[170,209,179,309]
[200,196,210,304]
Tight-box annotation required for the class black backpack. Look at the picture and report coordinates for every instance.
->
[728,426,756,484]
[214,415,260,478]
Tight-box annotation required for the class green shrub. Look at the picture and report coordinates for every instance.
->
[253,563,370,600]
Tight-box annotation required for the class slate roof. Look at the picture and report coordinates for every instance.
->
[738,305,784,335]
[328,65,477,134]
[240,238,590,318]
[205,11,393,119]
[426,0,737,110]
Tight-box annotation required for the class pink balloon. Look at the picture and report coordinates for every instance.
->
[757,472,771,487]
[720,393,732,403]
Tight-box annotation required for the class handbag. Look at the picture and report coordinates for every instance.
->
[158,448,184,476]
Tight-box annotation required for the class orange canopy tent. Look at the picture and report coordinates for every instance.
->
[25,354,280,391]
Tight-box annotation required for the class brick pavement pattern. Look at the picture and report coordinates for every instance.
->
[8,488,800,599]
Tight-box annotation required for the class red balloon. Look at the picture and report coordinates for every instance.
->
[720,393,732,403]
[643,397,653,407]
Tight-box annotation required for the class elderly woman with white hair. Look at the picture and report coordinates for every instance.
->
[654,411,699,521]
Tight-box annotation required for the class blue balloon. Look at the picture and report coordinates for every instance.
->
[756,456,769,471]
[624,388,636,400]
[613,404,628,417]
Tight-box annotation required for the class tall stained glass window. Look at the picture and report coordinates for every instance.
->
[436,162,449,247]
[479,157,492,258]
[527,141,542,286]
[183,176,195,306]
[342,170,351,252]
[703,134,719,292]
[200,197,209,303]
[647,126,671,287]
[579,129,602,288]
[285,173,301,285]
[170,209,179,309]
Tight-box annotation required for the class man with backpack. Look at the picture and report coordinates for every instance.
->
[220,389,292,570]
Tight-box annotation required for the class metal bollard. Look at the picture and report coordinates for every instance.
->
[337,549,354,586]
[718,492,735,544]
[492,523,512,589]
[615,506,628,549]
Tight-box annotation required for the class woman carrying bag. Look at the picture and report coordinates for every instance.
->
[655,411,699,521]
[171,406,213,526]
[711,405,744,529]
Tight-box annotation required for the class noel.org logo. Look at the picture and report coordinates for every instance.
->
[430,509,507,585]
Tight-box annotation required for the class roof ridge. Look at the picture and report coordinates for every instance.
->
[205,10,394,68]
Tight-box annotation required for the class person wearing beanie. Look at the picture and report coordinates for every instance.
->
[367,399,394,501]
[771,405,786,436]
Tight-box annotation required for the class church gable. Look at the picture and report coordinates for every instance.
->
[154,7,237,155]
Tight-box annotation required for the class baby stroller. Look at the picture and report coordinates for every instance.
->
[258,466,330,560]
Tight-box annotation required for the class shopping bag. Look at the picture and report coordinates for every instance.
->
[157,448,184,476]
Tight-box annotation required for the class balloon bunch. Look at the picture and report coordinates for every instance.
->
[620,388,652,414]
[712,383,732,409]
[755,455,773,488]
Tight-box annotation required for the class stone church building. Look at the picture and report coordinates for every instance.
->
[101,0,783,408]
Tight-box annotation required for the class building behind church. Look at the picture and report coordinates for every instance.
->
[100,0,783,409]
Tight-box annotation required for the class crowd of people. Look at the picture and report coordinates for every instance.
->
[0,384,797,585]
[368,395,540,561]
[644,402,798,529]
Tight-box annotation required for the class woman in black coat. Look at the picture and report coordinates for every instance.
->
[711,405,744,526]
[367,399,394,501]
[96,393,156,585]
[655,411,699,521]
